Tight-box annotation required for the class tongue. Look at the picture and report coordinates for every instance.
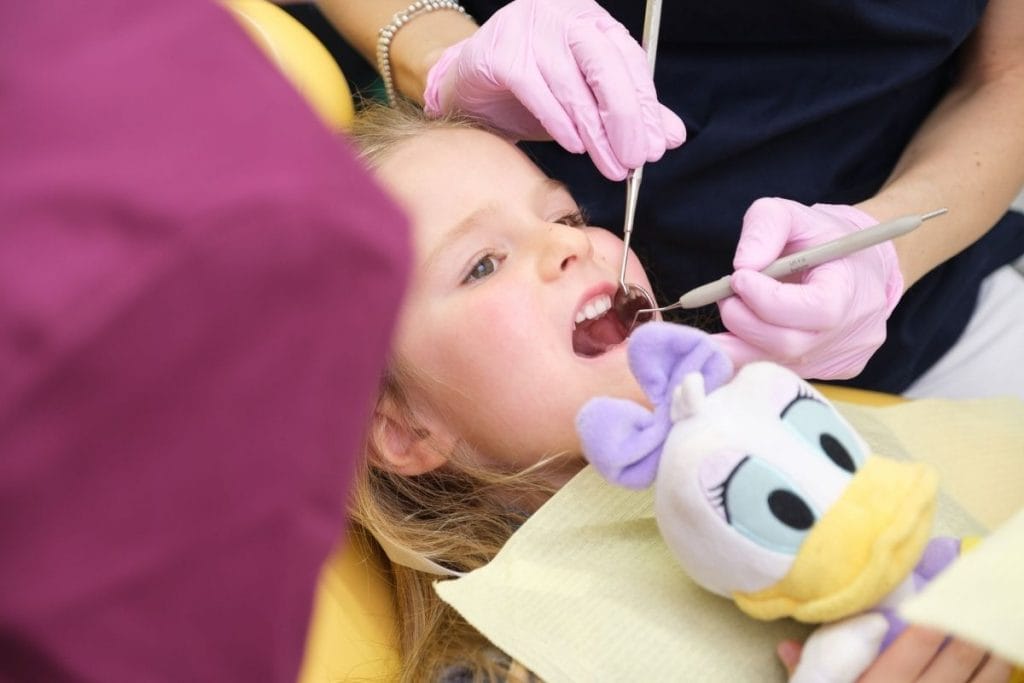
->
[572,311,629,357]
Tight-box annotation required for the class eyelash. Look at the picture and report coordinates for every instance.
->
[780,385,821,418]
[556,210,588,228]
[459,210,586,285]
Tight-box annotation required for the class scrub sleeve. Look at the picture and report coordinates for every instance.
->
[0,1,409,681]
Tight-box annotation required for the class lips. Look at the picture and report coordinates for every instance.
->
[572,288,630,357]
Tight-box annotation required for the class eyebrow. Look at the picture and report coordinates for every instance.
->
[540,177,573,200]
[423,178,575,272]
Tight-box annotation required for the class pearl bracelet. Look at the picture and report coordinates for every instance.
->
[376,0,468,107]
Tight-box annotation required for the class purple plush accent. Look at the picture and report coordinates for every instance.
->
[878,605,906,651]
[577,397,667,489]
[915,536,961,581]
[878,537,961,650]
[627,322,734,405]
[576,323,733,489]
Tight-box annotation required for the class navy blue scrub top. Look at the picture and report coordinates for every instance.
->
[457,0,1024,394]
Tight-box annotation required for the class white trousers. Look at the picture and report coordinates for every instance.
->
[904,265,1024,401]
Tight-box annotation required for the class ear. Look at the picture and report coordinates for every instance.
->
[372,394,453,476]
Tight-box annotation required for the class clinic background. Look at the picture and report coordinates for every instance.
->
[281,4,1024,273]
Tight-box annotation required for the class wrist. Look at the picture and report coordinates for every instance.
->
[422,40,465,114]
[854,189,943,289]
[384,6,476,105]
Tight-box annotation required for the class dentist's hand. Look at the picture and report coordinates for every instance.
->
[712,198,904,380]
[422,0,686,181]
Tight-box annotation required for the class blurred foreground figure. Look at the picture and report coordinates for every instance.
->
[0,1,409,680]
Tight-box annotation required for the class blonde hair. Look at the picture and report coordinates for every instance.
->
[348,98,485,169]
[346,102,561,682]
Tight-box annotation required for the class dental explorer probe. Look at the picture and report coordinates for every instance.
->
[642,208,948,319]
[614,0,664,322]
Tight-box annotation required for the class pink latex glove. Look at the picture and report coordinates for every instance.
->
[712,198,905,380]
[423,0,686,181]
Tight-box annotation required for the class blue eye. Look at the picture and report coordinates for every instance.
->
[781,391,865,473]
[463,254,502,284]
[714,456,818,555]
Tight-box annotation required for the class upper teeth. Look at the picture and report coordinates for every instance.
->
[575,294,613,326]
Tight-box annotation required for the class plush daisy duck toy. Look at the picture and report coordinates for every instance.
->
[577,322,964,683]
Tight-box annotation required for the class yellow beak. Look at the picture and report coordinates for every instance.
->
[734,455,938,623]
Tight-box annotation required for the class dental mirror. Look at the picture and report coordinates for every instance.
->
[613,283,657,332]
[611,0,663,334]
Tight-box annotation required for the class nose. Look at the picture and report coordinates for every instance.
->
[536,223,593,281]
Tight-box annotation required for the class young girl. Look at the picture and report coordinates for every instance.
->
[343,104,1009,683]
[347,102,653,680]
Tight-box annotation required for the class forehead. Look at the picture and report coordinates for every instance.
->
[375,128,547,210]
[374,127,556,250]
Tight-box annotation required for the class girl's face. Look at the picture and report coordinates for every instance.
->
[376,128,653,478]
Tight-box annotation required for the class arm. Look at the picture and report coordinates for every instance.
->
[856,0,1024,288]
[314,0,684,180]
[714,0,1024,381]
[314,0,477,104]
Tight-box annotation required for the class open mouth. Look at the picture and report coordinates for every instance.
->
[572,292,631,358]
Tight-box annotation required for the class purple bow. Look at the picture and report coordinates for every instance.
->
[576,322,733,489]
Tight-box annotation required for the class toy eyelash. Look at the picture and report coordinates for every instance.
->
[708,481,727,518]
[780,385,821,418]
[706,456,749,524]
[796,385,817,401]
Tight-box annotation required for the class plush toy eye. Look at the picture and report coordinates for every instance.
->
[714,456,820,555]
[780,391,865,474]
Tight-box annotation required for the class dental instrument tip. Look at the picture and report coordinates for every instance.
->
[920,208,949,221]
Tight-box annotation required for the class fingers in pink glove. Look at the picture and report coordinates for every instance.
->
[720,268,888,379]
[424,0,686,181]
[709,331,769,369]
[718,296,820,362]
[559,24,649,179]
[427,37,591,155]
[717,304,874,380]
[720,197,901,380]
[590,21,664,165]
[457,34,590,153]
[727,266,852,332]
[733,197,815,271]
[659,105,686,148]
[583,19,686,167]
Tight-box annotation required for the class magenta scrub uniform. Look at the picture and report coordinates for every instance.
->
[0,1,409,680]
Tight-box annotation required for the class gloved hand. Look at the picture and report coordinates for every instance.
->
[423,0,685,181]
[712,198,904,380]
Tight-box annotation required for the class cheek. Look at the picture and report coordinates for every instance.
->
[394,279,647,464]
[399,308,574,455]
[398,295,551,404]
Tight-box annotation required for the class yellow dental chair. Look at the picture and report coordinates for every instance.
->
[221,4,906,679]
[222,3,400,680]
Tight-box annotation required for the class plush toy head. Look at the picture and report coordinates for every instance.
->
[577,322,938,623]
